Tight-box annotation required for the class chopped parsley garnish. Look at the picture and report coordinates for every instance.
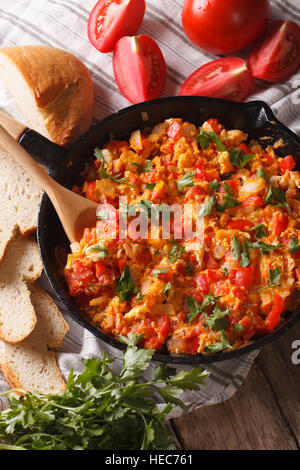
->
[136,292,146,303]
[234,322,244,333]
[163,282,172,297]
[203,306,230,332]
[196,130,227,151]
[249,223,267,239]
[186,293,221,324]
[231,236,283,267]
[145,183,156,190]
[176,172,195,191]
[86,244,108,258]
[152,269,168,278]
[198,195,217,216]
[116,265,139,302]
[257,168,270,183]
[250,241,284,254]
[94,146,136,187]
[229,148,255,169]
[131,160,153,173]
[265,186,289,209]
[205,331,232,353]
[288,237,300,254]
[231,234,242,261]
[216,194,240,212]
[168,239,186,264]
[209,179,221,192]
[259,267,282,292]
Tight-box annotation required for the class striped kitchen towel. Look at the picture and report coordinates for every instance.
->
[0,0,299,417]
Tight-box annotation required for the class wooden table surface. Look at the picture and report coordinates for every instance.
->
[170,321,300,450]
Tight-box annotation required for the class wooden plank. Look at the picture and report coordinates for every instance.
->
[171,329,300,450]
[256,321,300,447]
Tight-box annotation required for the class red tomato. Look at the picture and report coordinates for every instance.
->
[203,252,219,269]
[144,169,159,184]
[65,259,97,297]
[220,179,240,195]
[118,258,127,273]
[206,119,223,134]
[113,35,167,104]
[185,185,206,200]
[241,196,265,209]
[179,58,254,102]
[230,267,254,291]
[228,219,254,231]
[279,155,296,174]
[85,181,97,202]
[151,269,173,283]
[274,212,289,235]
[248,20,300,82]
[207,269,222,284]
[87,0,145,53]
[194,273,209,294]
[181,0,270,55]
[265,294,285,332]
[167,121,182,141]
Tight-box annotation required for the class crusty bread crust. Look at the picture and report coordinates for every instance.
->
[0,284,69,394]
[0,235,43,343]
[0,46,94,145]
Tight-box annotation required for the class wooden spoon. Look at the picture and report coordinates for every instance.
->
[0,124,99,243]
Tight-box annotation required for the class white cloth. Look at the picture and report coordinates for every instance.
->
[0,0,299,418]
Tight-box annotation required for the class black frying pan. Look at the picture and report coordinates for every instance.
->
[13,96,300,364]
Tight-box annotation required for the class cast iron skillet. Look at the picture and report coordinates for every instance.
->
[17,96,300,364]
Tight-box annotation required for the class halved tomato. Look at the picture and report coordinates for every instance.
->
[248,20,300,82]
[113,35,167,104]
[87,0,146,53]
[179,58,254,102]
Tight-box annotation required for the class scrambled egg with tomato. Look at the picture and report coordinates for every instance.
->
[64,118,300,355]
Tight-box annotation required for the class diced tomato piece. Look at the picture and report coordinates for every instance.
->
[274,212,289,234]
[239,316,252,331]
[194,272,209,294]
[195,158,207,170]
[221,179,240,195]
[230,267,254,291]
[85,181,97,202]
[157,315,170,337]
[185,185,206,200]
[239,143,252,154]
[228,219,253,231]
[279,155,296,174]
[65,259,97,297]
[144,169,159,183]
[95,261,109,277]
[203,252,219,269]
[206,119,223,134]
[136,250,152,266]
[150,186,165,202]
[118,258,127,273]
[265,294,285,332]
[241,196,264,208]
[167,121,182,141]
[295,267,300,282]
[143,315,170,350]
[130,175,140,186]
[207,269,223,283]
[233,287,247,301]
[238,315,257,340]
[189,253,198,265]
[195,168,220,182]
[186,335,199,354]
[151,269,173,283]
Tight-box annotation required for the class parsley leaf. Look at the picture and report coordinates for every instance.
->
[288,237,300,254]
[198,195,217,216]
[163,282,172,297]
[249,224,267,239]
[116,264,139,302]
[216,194,240,212]
[168,239,186,264]
[186,295,203,324]
[131,160,153,173]
[205,331,232,353]
[257,168,270,183]
[259,267,282,292]
[209,179,221,192]
[231,234,242,261]
[251,241,284,254]
[203,306,230,331]
[229,148,255,169]
[196,130,227,151]
[234,322,244,333]
[145,183,156,190]
[265,186,289,208]
[176,172,195,191]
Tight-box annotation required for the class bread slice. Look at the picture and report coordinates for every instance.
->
[0,151,43,263]
[0,235,43,343]
[0,45,94,146]
[0,284,69,394]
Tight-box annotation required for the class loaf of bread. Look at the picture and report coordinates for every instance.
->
[0,235,43,343]
[0,45,94,145]
[0,284,69,394]
[0,151,42,262]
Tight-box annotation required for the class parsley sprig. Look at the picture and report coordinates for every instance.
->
[195,130,226,151]
[116,265,139,302]
[0,335,209,450]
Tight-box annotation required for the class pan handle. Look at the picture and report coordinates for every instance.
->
[0,111,68,174]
